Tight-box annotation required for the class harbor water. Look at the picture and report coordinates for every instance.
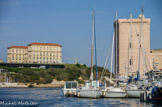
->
[0,88,160,107]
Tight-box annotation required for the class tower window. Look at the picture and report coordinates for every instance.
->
[130,59,133,65]
[129,43,132,48]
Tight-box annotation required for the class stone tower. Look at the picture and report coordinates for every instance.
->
[115,14,151,77]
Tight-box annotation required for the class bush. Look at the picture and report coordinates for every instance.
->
[44,75,53,83]
[75,63,80,68]
[0,64,111,84]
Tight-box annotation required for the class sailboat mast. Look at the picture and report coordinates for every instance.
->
[110,32,115,80]
[130,14,133,76]
[90,9,95,81]
[138,8,144,76]
[94,9,98,82]
[115,9,118,80]
[127,35,130,77]
[142,9,146,78]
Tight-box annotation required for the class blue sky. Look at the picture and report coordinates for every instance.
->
[0,0,162,66]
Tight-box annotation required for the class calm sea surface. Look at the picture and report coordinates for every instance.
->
[0,88,160,107]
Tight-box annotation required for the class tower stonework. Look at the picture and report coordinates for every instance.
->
[115,15,151,77]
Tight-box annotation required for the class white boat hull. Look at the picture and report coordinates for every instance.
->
[103,91,126,98]
[63,88,77,97]
[126,89,146,98]
[78,90,101,98]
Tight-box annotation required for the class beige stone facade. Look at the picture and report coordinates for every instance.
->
[7,42,62,64]
[7,46,28,63]
[149,50,162,70]
[0,59,2,63]
[115,15,162,77]
[27,43,62,64]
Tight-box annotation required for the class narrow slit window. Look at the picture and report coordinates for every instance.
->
[130,43,132,48]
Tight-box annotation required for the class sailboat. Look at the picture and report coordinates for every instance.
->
[77,9,101,98]
[101,10,127,98]
[126,9,146,98]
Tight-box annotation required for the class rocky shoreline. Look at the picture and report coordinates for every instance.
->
[0,79,65,88]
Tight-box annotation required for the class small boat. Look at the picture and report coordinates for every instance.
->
[62,81,78,97]
[126,84,145,98]
[140,68,162,102]
[148,69,162,102]
[101,77,127,98]
[102,86,126,98]
[77,80,101,98]
[148,85,162,102]
[140,83,162,102]
[78,90,101,98]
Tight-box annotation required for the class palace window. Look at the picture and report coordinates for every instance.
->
[43,57,45,62]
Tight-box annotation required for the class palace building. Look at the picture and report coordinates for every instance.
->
[7,46,28,63]
[7,42,62,64]
[115,14,162,77]
[0,59,3,63]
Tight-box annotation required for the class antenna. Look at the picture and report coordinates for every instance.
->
[142,8,144,14]
[142,0,146,11]
[94,0,96,10]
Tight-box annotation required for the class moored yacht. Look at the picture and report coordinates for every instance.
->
[77,8,101,98]
[77,80,101,98]
[126,84,145,98]
[102,86,126,98]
